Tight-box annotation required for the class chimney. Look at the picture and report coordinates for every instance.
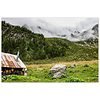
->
[16,51,19,61]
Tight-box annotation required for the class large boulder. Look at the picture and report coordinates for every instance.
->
[50,64,67,78]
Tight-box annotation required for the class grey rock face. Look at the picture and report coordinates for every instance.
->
[50,64,66,78]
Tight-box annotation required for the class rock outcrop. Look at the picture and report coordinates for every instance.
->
[50,64,67,78]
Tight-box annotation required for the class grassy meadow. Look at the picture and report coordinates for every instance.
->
[2,60,98,82]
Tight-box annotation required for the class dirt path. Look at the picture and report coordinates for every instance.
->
[27,60,98,68]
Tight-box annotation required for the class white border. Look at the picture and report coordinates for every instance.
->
[0,0,100,100]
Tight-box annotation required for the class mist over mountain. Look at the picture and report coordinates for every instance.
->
[2,18,99,41]
[22,19,98,41]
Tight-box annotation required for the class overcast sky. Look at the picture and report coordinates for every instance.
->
[2,17,98,29]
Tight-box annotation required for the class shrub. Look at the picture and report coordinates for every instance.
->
[83,64,89,67]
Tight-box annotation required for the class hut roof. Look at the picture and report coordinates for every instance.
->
[1,52,26,69]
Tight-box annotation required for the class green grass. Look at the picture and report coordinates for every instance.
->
[24,55,98,65]
[2,62,98,82]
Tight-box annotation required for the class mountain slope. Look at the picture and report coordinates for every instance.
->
[2,21,98,61]
[70,24,99,41]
